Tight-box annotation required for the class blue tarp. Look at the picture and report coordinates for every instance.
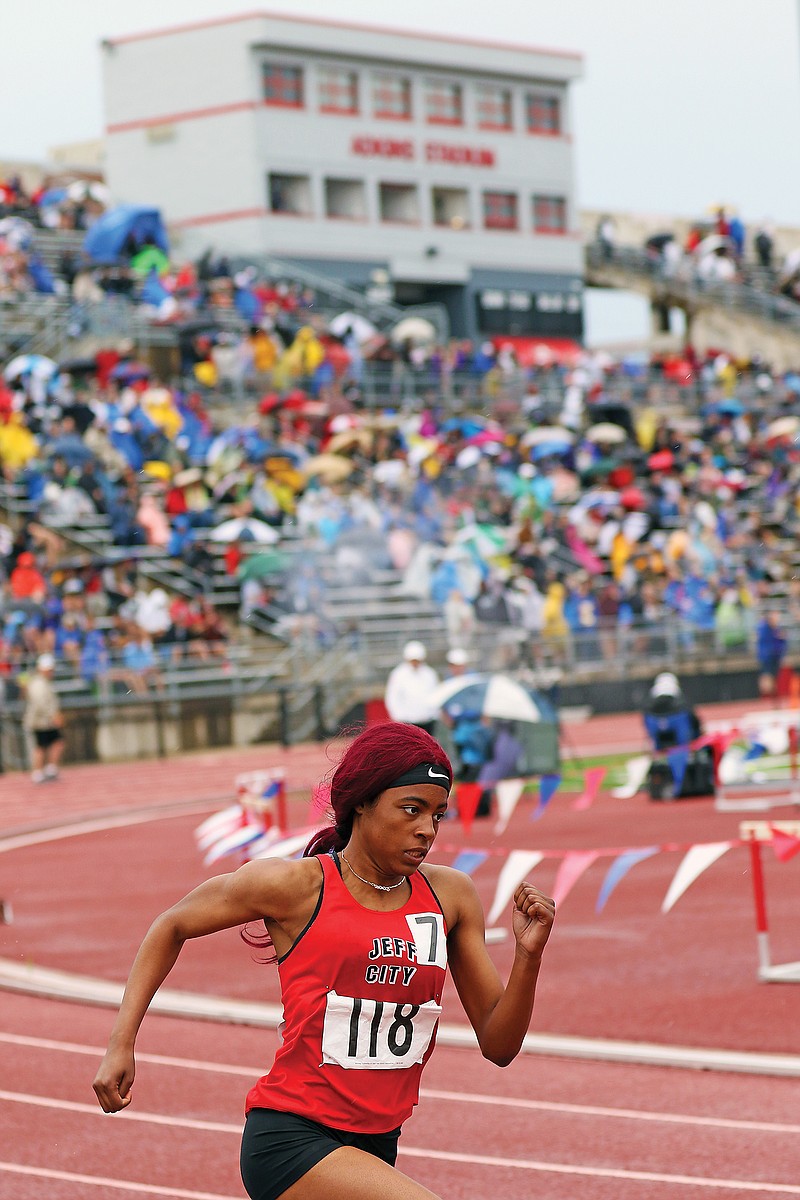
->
[83,205,169,264]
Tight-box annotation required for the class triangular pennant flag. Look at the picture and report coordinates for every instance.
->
[770,825,800,863]
[531,773,561,820]
[456,782,483,835]
[572,765,606,811]
[667,747,688,794]
[551,850,600,908]
[661,842,732,913]
[487,850,544,926]
[596,847,660,913]
[612,755,651,799]
[451,849,489,876]
[493,778,526,834]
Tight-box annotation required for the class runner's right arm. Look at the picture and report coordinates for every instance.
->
[92,858,298,1112]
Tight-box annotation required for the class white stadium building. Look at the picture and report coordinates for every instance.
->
[102,10,584,350]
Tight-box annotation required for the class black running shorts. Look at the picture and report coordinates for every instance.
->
[240,1108,401,1200]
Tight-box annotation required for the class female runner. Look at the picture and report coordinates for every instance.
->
[93,722,555,1200]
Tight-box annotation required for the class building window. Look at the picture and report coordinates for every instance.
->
[533,194,567,234]
[526,93,561,134]
[379,183,420,224]
[268,173,312,215]
[432,187,470,230]
[483,191,518,231]
[424,79,462,125]
[476,84,513,131]
[324,178,367,220]
[262,63,304,108]
[318,66,359,115]
[372,72,412,120]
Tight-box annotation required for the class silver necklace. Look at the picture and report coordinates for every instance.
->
[340,851,407,892]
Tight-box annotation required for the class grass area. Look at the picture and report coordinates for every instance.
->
[527,750,636,793]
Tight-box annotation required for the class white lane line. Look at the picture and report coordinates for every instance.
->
[0,1096,798,1196]
[0,801,217,855]
[399,1147,800,1194]
[3,1028,800,1138]
[1,1089,237,1132]
[0,1161,242,1199]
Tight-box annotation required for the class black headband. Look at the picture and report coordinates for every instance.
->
[385,762,452,791]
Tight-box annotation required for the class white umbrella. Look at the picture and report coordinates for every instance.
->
[209,517,279,544]
[390,316,437,346]
[521,426,575,447]
[3,354,59,382]
[766,415,800,440]
[585,422,628,444]
[430,673,547,723]
[328,312,378,344]
[66,180,111,205]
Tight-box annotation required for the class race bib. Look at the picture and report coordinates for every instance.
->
[406,912,448,969]
[321,991,442,1070]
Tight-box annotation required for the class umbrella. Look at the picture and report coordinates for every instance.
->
[237,550,289,581]
[521,426,574,447]
[48,435,95,467]
[390,316,437,346]
[694,234,734,257]
[585,422,628,445]
[0,216,36,248]
[4,354,58,382]
[647,449,675,471]
[110,361,151,384]
[328,312,378,344]
[130,245,170,276]
[766,415,800,440]
[209,517,280,544]
[58,357,98,377]
[302,454,354,484]
[430,673,550,723]
[326,428,373,454]
[531,441,571,462]
[453,523,509,558]
[66,180,111,206]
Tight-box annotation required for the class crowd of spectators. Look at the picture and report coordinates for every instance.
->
[4,181,800,703]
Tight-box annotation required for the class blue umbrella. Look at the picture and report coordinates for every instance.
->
[49,435,96,467]
[110,361,151,384]
[531,440,571,462]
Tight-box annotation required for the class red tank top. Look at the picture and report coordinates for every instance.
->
[245,851,448,1133]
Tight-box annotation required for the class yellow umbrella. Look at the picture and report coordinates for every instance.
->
[142,460,172,481]
[303,453,354,484]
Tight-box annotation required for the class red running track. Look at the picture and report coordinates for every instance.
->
[1,704,800,1198]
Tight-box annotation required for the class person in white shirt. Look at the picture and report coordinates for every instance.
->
[384,641,440,734]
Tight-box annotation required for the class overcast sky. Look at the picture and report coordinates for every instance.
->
[3,0,800,226]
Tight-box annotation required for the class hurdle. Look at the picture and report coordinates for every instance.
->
[235,768,288,835]
[715,723,800,812]
[740,820,800,983]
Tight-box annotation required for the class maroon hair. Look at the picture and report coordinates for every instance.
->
[303,722,452,857]
[242,723,451,962]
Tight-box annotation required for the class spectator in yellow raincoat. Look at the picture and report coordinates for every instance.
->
[0,413,38,471]
[275,325,325,387]
[541,577,569,663]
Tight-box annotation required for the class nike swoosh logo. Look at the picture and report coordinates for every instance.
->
[428,767,450,781]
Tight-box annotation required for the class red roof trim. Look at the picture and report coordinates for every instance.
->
[105,9,583,62]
